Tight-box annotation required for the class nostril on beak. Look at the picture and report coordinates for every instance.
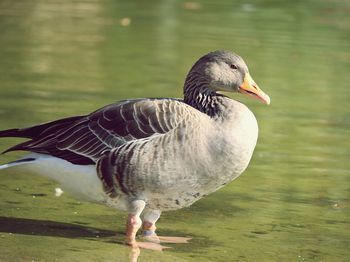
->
[252,84,258,90]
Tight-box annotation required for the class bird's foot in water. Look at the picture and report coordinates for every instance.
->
[126,240,169,251]
[142,230,192,244]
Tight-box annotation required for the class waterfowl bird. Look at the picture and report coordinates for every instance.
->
[0,50,270,250]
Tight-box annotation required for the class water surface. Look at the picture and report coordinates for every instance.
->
[0,0,349,261]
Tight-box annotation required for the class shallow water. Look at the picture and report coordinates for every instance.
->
[0,0,349,261]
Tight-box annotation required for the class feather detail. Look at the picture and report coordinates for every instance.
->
[0,98,193,166]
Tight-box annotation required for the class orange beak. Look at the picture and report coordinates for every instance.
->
[239,73,270,105]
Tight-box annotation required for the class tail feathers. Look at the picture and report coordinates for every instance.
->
[0,115,96,165]
[2,140,36,155]
[0,115,86,157]
[0,158,37,170]
[0,128,27,138]
[0,115,84,139]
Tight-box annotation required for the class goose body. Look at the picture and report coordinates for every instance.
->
[0,50,270,250]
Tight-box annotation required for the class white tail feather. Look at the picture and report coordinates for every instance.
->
[0,158,37,170]
[0,163,11,170]
[0,153,115,208]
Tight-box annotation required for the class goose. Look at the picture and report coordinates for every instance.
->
[0,50,270,250]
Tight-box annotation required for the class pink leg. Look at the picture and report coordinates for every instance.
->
[125,214,142,247]
[125,200,168,251]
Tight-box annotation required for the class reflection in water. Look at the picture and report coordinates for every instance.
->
[23,1,107,91]
[0,216,175,262]
[129,247,140,262]
[0,216,163,262]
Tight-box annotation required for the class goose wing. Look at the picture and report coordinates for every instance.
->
[1,98,190,165]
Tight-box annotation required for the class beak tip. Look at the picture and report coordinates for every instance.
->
[240,73,271,105]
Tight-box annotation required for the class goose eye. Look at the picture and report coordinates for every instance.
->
[230,64,238,70]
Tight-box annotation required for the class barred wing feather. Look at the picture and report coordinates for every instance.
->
[1,98,188,165]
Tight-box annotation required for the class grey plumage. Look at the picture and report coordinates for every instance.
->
[0,51,270,245]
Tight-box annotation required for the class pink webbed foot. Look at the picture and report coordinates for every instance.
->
[125,201,170,251]
[156,236,191,243]
[143,230,192,244]
[140,209,191,248]
[127,240,169,251]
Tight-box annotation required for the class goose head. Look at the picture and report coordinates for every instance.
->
[186,50,270,105]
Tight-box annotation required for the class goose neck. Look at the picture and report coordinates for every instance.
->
[183,73,227,118]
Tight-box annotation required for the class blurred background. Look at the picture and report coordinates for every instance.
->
[0,0,349,261]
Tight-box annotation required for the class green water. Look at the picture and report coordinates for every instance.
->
[0,0,349,261]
